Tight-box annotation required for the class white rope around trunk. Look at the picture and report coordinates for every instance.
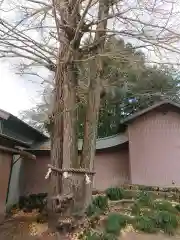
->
[63,171,72,178]
[45,166,91,184]
[45,167,52,179]
[85,174,91,184]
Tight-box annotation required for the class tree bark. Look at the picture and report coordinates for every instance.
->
[80,0,110,207]
[48,51,79,227]
[48,0,80,221]
[48,54,64,226]
[63,63,78,170]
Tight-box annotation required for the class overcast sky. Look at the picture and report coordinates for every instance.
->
[0,61,41,116]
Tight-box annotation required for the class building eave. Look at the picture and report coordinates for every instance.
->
[121,100,180,124]
[29,133,129,152]
[0,132,30,147]
[0,108,48,141]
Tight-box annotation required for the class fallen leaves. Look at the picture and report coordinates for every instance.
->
[29,222,48,236]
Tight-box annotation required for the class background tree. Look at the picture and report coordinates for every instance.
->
[20,40,180,137]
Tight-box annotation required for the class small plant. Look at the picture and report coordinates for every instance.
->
[83,231,118,240]
[106,187,125,201]
[85,231,101,240]
[101,232,118,240]
[92,196,108,211]
[89,214,101,228]
[154,210,179,235]
[154,200,178,214]
[105,214,121,236]
[86,195,108,217]
[86,203,102,217]
[131,202,141,215]
[136,191,154,207]
[175,204,180,212]
[134,216,157,233]
[17,193,47,212]
[105,213,129,236]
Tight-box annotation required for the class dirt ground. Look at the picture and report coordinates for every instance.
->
[0,212,180,240]
[0,216,60,240]
[0,220,180,240]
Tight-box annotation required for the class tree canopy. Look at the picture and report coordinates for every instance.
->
[20,38,180,138]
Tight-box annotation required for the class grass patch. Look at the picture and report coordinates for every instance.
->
[106,188,125,201]
[132,210,179,235]
[134,216,157,233]
[175,204,180,212]
[101,232,118,240]
[82,231,118,240]
[153,210,179,235]
[86,196,108,217]
[85,231,101,240]
[136,191,154,207]
[92,196,108,211]
[105,213,130,236]
[86,204,103,217]
[154,200,178,214]
[131,202,141,215]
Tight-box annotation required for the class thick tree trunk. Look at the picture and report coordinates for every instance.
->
[80,71,101,170]
[61,63,80,213]
[80,0,110,207]
[48,57,79,228]
[49,0,80,219]
[48,57,64,226]
[80,62,101,207]
[63,63,78,170]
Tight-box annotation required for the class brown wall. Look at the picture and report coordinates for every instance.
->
[22,146,130,195]
[128,110,180,187]
[93,148,130,190]
[0,151,12,218]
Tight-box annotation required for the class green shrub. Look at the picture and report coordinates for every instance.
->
[134,216,157,233]
[106,188,125,201]
[83,231,118,240]
[101,232,118,240]
[85,231,101,240]
[136,191,154,207]
[86,196,108,217]
[105,213,129,236]
[18,196,28,209]
[18,193,47,212]
[92,196,108,211]
[86,204,101,217]
[133,209,179,235]
[105,214,121,236]
[154,200,177,214]
[131,202,141,215]
[175,204,180,212]
[154,210,179,235]
[117,214,130,227]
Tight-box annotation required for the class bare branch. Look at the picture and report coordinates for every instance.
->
[26,0,51,7]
